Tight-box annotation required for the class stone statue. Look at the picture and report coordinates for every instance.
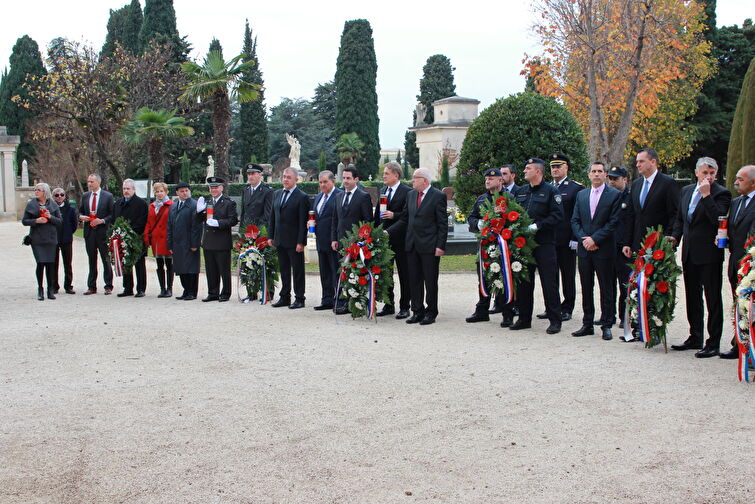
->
[336,162,346,182]
[414,103,427,127]
[206,155,215,179]
[286,133,301,169]
[21,159,29,187]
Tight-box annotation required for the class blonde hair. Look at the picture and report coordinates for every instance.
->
[153,182,168,193]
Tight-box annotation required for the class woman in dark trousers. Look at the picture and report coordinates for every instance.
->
[144,182,174,297]
[22,182,62,300]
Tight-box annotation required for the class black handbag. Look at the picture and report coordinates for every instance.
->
[22,234,31,246]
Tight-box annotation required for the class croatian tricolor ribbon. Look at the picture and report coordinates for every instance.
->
[478,242,490,298]
[358,242,377,319]
[111,235,124,277]
[636,270,651,344]
[734,301,751,383]
[497,234,514,304]
[237,246,269,304]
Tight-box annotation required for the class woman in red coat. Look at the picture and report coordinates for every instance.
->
[144,182,174,297]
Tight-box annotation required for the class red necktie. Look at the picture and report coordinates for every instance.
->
[417,191,423,208]
[91,192,97,214]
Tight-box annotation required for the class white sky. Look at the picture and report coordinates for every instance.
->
[2,0,753,149]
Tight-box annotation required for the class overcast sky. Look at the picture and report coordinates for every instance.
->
[2,1,752,150]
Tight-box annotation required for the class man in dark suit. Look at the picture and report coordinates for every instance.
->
[312,170,342,311]
[571,162,623,340]
[52,187,78,294]
[538,153,584,322]
[375,161,411,319]
[722,165,755,359]
[622,147,680,256]
[331,165,373,314]
[239,163,273,229]
[670,158,731,357]
[268,167,310,309]
[167,182,202,301]
[78,173,115,295]
[394,167,447,325]
[606,166,634,329]
[196,177,238,302]
[113,178,149,297]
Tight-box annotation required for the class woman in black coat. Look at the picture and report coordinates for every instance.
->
[22,183,62,300]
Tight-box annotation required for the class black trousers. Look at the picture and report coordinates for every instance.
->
[518,244,560,324]
[178,273,198,297]
[555,245,577,314]
[407,249,440,317]
[277,246,305,303]
[614,251,632,322]
[683,260,723,349]
[386,247,411,311]
[122,252,147,293]
[54,241,74,291]
[474,262,516,318]
[317,248,339,305]
[577,254,616,327]
[204,248,232,298]
[84,234,113,290]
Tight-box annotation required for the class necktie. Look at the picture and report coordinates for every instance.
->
[318,193,328,214]
[177,200,183,211]
[386,187,393,202]
[687,189,701,221]
[737,195,750,220]
[343,191,351,208]
[91,191,97,214]
[281,190,290,207]
[590,188,600,218]
[417,191,424,208]
[639,179,650,208]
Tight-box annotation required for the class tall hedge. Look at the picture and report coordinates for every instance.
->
[726,57,755,190]
[453,92,588,214]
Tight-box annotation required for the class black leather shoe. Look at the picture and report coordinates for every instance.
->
[465,313,490,323]
[202,296,219,302]
[37,288,44,301]
[719,348,739,359]
[509,320,532,330]
[175,294,187,300]
[47,289,56,300]
[157,290,170,298]
[618,320,625,329]
[289,301,305,309]
[419,315,436,325]
[572,326,594,337]
[395,310,410,320]
[406,313,424,324]
[335,305,349,315]
[488,306,503,315]
[377,305,395,317]
[218,296,229,302]
[695,348,719,358]
[546,323,561,334]
[500,316,513,328]
[313,304,334,311]
[183,295,196,301]
[602,327,613,340]
[536,312,548,319]
[561,313,572,321]
[65,289,76,294]
[135,291,145,298]
[271,299,290,308]
[117,291,134,297]
[671,341,701,351]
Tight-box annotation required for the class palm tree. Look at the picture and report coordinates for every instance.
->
[122,107,194,182]
[336,132,365,166]
[179,51,260,181]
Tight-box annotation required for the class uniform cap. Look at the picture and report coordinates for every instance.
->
[484,168,502,177]
[607,166,628,178]
[246,163,262,173]
[206,176,225,186]
[549,153,570,166]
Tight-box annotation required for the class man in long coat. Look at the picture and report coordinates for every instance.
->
[167,182,202,300]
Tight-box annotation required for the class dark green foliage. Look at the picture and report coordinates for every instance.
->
[417,54,456,124]
[453,93,588,214]
[267,98,334,170]
[440,153,450,187]
[123,0,144,54]
[726,56,755,189]
[318,151,327,172]
[139,0,187,61]
[0,35,46,171]
[101,5,130,58]
[233,20,268,166]
[395,150,402,166]
[208,38,223,59]
[335,19,380,179]
[312,80,337,168]
[102,0,143,57]
[180,152,191,182]
[404,130,419,168]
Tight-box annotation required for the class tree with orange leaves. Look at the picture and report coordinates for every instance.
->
[523,0,715,168]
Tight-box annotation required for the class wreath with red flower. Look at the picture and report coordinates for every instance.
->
[337,222,394,318]
[475,192,537,300]
[108,217,144,273]
[625,227,681,349]
[233,224,279,303]
[733,236,755,382]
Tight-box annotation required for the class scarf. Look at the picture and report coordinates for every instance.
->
[153,196,170,214]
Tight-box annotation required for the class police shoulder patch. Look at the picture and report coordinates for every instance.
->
[555,195,562,204]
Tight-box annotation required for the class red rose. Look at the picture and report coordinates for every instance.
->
[483,262,491,269]
[514,237,526,248]
[347,243,361,259]
[365,237,374,244]
[645,264,654,276]
[643,231,659,249]
[634,256,645,271]
[501,229,512,240]
[656,281,668,293]
[351,262,358,269]
[255,236,268,250]
[363,249,372,260]
[743,262,751,275]
[360,267,368,274]
[746,237,755,249]
[481,250,489,259]
[652,250,665,260]
[483,214,490,221]
[245,224,259,240]
[496,196,506,208]
[481,227,490,235]
[340,271,347,281]
[358,276,368,286]
[371,266,381,274]
[507,211,520,222]
[481,239,488,245]
[358,224,372,239]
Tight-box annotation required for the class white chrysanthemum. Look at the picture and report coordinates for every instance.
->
[348,288,359,298]
[511,261,522,272]
[490,262,501,273]
[739,319,749,330]
[652,316,663,327]
[374,275,379,279]
[738,299,749,312]
[354,302,363,310]
[631,308,638,319]
[489,248,500,258]
[745,271,755,284]
[630,290,637,300]
[493,280,503,289]
[348,277,357,284]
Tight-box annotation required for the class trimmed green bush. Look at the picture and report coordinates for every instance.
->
[726,57,755,190]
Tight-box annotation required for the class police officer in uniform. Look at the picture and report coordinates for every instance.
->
[606,166,633,329]
[196,177,238,302]
[239,163,273,230]
[537,153,583,322]
[511,158,565,334]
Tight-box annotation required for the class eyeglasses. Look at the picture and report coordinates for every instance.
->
[34,188,43,192]
[53,194,65,197]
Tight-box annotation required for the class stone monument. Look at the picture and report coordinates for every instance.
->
[21,159,29,187]
[336,161,346,182]
[0,126,21,220]
[206,155,215,179]
[286,133,301,169]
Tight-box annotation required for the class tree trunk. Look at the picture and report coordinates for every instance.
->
[149,138,164,182]
[212,90,232,182]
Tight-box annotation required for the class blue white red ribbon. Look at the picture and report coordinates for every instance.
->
[478,242,490,298]
[497,234,514,304]
[734,301,751,382]
[238,246,269,304]
[111,236,124,277]
[636,271,651,344]
[334,242,377,319]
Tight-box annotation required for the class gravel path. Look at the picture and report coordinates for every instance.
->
[0,221,752,503]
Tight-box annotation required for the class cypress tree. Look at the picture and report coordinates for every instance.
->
[235,19,268,164]
[208,38,223,59]
[123,0,144,54]
[417,54,456,124]
[726,56,755,189]
[101,5,130,58]
[335,19,380,179]
[0,35,46,171]
[139,0,186,61]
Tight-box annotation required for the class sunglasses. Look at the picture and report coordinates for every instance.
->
[53,194,65,197]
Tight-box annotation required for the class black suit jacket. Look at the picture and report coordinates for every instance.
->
[395,186,448,254]
[671,183,731,265]
[374,183,410,250]
[625,171,680,249]
[79,190,115,240]
[313,188,342,252]
[239,182,274,229]
[113,196,148,236]
[196,194,238,251]
[331,188,373,245]
[269,186,309,248]
[554,178,584,246]
[727,193,755,281]
[615,187,633,250]
[571,185,622,258]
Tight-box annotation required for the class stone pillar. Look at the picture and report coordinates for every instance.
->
[0,126,21,220]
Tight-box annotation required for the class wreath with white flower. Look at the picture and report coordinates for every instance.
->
[233,225,279,303]
[733,236,755,382]
[109,217,144,276]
